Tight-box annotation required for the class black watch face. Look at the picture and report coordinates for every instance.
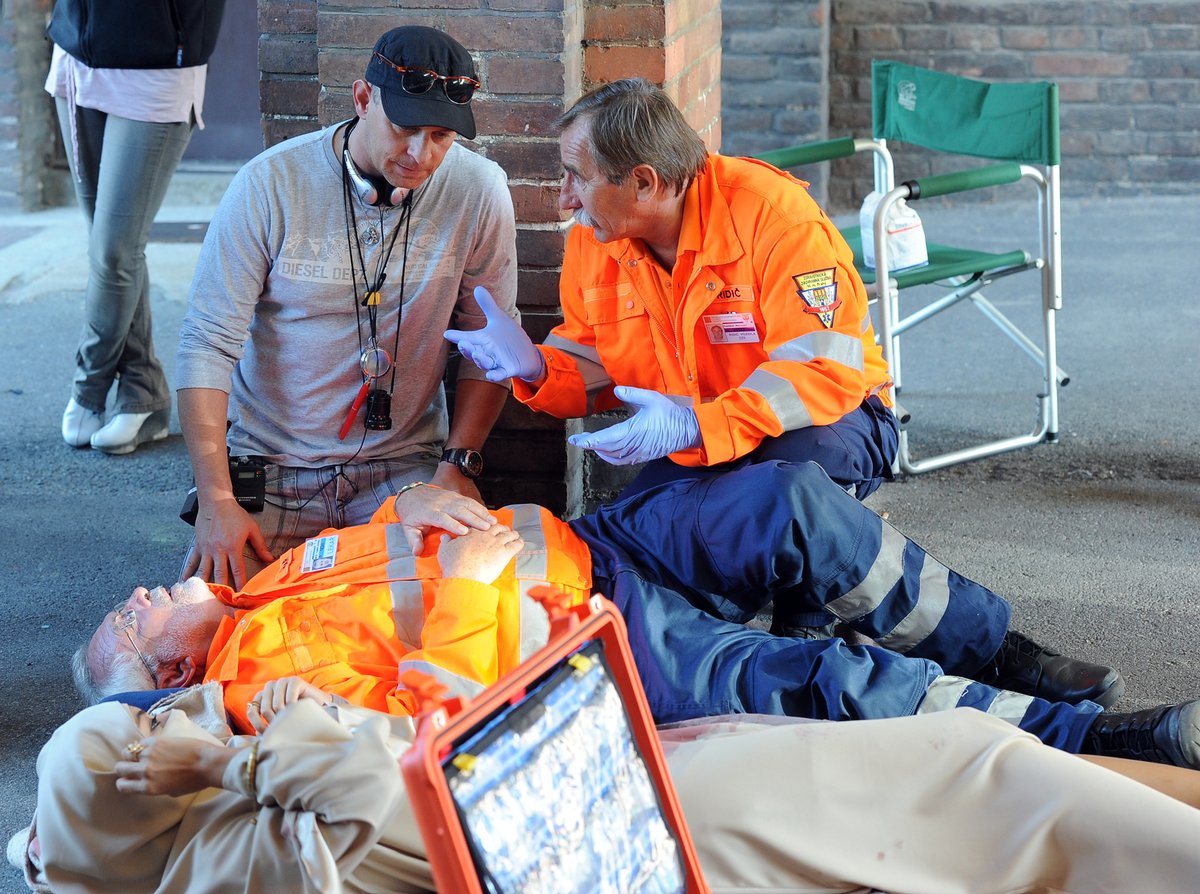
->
[461,450,483,478]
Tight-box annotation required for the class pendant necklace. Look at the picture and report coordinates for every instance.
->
[337,119,421,439]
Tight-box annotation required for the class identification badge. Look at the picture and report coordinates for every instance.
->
[703,312,759,344]
[301,534,339,574]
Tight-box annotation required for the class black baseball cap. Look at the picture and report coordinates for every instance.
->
[364,26,478,140]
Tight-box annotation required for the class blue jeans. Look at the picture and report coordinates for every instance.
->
[56,99,193,415]
[179,453,440,582]
[570,461,1100,751]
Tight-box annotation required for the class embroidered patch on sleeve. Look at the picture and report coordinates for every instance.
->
[792,268,842,328]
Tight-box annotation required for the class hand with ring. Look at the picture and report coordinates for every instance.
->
[114,735,232,798]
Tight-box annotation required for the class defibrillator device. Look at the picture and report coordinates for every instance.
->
[400,588,710,893]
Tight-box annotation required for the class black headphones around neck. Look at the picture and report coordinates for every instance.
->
[342,118,408,208]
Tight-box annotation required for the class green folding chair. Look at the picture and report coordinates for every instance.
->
[755,60,1064,475]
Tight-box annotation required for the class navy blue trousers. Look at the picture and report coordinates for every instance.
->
[619,395,900,502]
[570,462,1101,752]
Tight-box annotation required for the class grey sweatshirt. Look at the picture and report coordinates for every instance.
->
[176,123,518,466]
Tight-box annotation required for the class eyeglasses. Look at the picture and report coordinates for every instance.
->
[372,53,480,105]
[113,606,160,688]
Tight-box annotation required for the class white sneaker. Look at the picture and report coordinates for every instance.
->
[90,410,169,455]
[62,398,104,447]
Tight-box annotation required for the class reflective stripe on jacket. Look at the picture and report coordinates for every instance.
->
[204,498,593,731]
[515,154,893,467]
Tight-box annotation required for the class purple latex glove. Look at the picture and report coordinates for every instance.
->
[445,286,544,383]
[568,386,701,465]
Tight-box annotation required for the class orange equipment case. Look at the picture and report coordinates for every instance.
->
[399,586,710,893]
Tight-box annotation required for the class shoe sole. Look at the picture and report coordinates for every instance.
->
[92,425,169,456]
[1090,673,1126,710]
[1176,701,1200,770]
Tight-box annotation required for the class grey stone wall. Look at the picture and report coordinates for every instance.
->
[721,0,831,202]
[721,0,1200,212]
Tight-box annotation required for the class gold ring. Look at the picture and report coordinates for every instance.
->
[124,741,144,760]
[248,701,261,712]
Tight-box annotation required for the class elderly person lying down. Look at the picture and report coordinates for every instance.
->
[76,466,1197,767]
[13,680,1200,894]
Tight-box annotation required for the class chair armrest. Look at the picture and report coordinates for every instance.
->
[753,137,859,168]
[905,162,1023,200]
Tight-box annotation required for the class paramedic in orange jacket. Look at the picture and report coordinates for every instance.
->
[72,465,1179,768]
[445,77,899,510]
[78,484,590,733]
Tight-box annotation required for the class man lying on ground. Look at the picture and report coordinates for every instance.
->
[75,462,1197,768]
[16,679,1200,893]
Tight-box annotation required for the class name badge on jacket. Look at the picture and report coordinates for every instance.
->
[703,312,760,344]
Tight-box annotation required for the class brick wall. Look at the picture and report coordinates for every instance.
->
[0,0,64,211]
[829,0,1200,209]
[722,0,1200,212]
[720,0,830,200]
[258,0,320,148]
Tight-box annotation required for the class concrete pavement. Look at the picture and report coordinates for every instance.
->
[1,174,1198,890]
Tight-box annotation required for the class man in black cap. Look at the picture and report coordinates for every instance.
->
[175,26,520,590]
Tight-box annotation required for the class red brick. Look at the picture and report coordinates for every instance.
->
[664,8,720,72]
[1051,27,1099,50]
[449,16,566,53]
[489,0,567,10]
[259,77,321,118]
[259,0,317,35]
[1001,26,1051,51]
[1057,80,1100,102]
[509,182,562,223]
[513,308,565,345]
[318,49,369,89]
[485,56,566,96]
[517,267,564,306]
[1031,54,1130,78]
[484,137,563,180]
[584,45,666,86]
[474,98,564,138]
[316,88,353,125]
[585,5,665,43]
[665,0,719,34]
[517,225,569,268]
[949,25,1002,51]
[259,34,318,75]
[261,117,317,148]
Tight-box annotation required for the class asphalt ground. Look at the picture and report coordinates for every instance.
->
[1,177,1197,891]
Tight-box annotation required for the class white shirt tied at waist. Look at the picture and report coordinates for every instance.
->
[44,43,207,177]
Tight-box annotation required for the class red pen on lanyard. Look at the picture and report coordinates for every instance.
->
[338,380,371,440]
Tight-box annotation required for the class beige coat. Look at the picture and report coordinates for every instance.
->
[24,696,1200,894]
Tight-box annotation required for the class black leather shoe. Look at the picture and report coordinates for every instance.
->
[1081,701,1200,769]
[979,630,1125,708]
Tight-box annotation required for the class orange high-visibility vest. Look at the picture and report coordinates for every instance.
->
[204,499,593,731]
[515,154,892,467]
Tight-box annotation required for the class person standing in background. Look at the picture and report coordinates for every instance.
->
[47,0,223,455]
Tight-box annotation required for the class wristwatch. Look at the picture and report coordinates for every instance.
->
[441,447,484,480]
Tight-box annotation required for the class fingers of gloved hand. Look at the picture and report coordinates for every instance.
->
[473,285,506,321]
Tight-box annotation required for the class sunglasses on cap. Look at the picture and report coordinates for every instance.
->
[372,53,481,105]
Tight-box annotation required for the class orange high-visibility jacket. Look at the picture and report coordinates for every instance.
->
[514,154,893,467]
[203,499,592,732]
